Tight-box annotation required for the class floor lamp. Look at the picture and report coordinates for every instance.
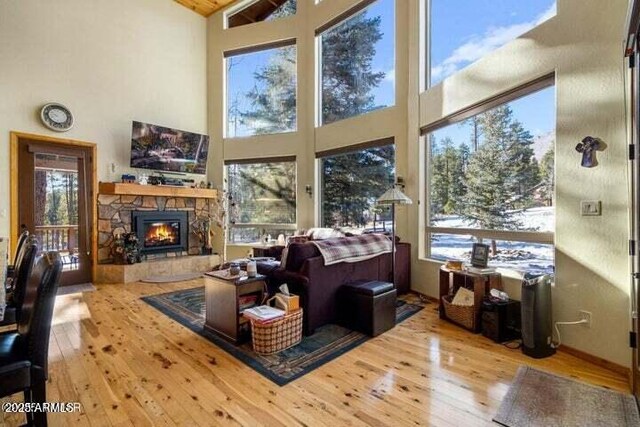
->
[377,184,413,287]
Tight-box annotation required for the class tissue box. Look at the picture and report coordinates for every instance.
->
[276,293,299,312]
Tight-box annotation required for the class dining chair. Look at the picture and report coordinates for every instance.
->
[6,229,30,280]
[0,252,63,427]
[1,238,38,327]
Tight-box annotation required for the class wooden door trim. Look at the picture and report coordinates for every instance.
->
[10,131,98,283]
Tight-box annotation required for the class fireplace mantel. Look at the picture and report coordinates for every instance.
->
[99,182,218,199]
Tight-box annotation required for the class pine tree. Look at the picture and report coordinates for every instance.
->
[241,45,297,135]
[45,171,63,226]
[320,13,385,124]
[504,121,539,209]
[430,137,466,217]
[539,146,555,206]
[458,105,541,253]
[321,146,394,228]
[240,6,385,130]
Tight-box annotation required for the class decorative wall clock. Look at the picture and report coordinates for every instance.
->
[40,103,74,132]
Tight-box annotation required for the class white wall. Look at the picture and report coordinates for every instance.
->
[0,0,208,237]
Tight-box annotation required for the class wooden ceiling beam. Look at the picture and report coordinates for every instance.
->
[173,0,238,18]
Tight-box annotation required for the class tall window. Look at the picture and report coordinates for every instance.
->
[429,1,556,86]
[227,0,296,28]
[226,42,297,138]
[318,0,395,125]
[320,144,395,232]
[426,82,555,274]
[227,160,297,244]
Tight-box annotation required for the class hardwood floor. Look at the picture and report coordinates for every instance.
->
[1,279,631,426]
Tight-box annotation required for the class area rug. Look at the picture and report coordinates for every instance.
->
[494,365,640,426]
[141,287,423,386]
[141,273,203,283]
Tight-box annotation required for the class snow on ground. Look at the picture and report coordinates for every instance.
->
[431,206,554,232]
[430,207,554,275]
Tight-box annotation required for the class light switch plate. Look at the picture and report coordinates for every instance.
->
[581,200,602,216]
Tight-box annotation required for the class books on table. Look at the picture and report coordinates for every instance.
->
[238,294,259,313]
[242,305,286,323]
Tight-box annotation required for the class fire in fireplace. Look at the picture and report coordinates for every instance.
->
[132,211,188,256]
[145,222,180,247]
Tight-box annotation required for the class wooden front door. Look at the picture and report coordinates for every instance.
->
[14,135,95,286]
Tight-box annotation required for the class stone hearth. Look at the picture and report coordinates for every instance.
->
[95,254,221,284]
[97,194,217,263]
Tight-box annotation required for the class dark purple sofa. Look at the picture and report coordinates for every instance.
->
[269,239,410,335]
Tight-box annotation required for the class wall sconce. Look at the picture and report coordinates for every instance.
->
[305,185,313,197]
[396,176,406,189]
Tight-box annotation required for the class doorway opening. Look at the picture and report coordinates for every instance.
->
[10,132,97,286]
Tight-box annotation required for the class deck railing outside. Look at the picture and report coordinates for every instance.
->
[34,225,79,254]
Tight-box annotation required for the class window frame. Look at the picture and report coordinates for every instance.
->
[423,74,556,263]
[225,157,298,244]
[315,0,396,127]
[223,39,298,140]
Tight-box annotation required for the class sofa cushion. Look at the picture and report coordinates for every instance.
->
[284,242,321,272]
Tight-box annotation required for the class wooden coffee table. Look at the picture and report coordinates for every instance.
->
[203,271,267,344]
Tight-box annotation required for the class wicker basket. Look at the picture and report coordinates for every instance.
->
[441,295,475,330]
[249,309,303,355]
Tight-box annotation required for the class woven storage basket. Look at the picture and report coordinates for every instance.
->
[250,309,303,355]
[442,295,475,330]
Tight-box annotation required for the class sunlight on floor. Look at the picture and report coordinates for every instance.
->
[52,293,92,326]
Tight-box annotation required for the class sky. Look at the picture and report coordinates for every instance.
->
[431,0,557,85]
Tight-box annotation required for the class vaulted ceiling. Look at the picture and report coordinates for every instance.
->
[174,0,237,17]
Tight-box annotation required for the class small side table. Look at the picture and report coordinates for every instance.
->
[438,266,502,333]
[252,245,284,260]
[204,272,267,344]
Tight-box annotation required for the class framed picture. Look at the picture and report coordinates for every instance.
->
[471,243,489,268]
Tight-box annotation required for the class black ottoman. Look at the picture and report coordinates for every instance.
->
[339,280,397,336]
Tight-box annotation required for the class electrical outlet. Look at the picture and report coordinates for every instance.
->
[581,201,601,216]
[579,310,592,328]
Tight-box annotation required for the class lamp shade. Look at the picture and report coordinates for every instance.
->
[377,187,413,205]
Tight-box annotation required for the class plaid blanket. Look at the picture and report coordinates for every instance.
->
[311,234,392,266]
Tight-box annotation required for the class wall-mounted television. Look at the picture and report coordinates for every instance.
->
[130,121,209,175]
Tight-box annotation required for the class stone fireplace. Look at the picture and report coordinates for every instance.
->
[95,183,221,284]
[97,192,217,263]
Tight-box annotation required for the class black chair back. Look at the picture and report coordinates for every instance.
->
[10,239,38,313]
[12,230,29,268]
[18,252,62,381]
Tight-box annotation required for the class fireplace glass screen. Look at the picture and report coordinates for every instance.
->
[144,221,180,247]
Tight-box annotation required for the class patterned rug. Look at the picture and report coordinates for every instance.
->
[142,287,424,386]
[494,366,640,426]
